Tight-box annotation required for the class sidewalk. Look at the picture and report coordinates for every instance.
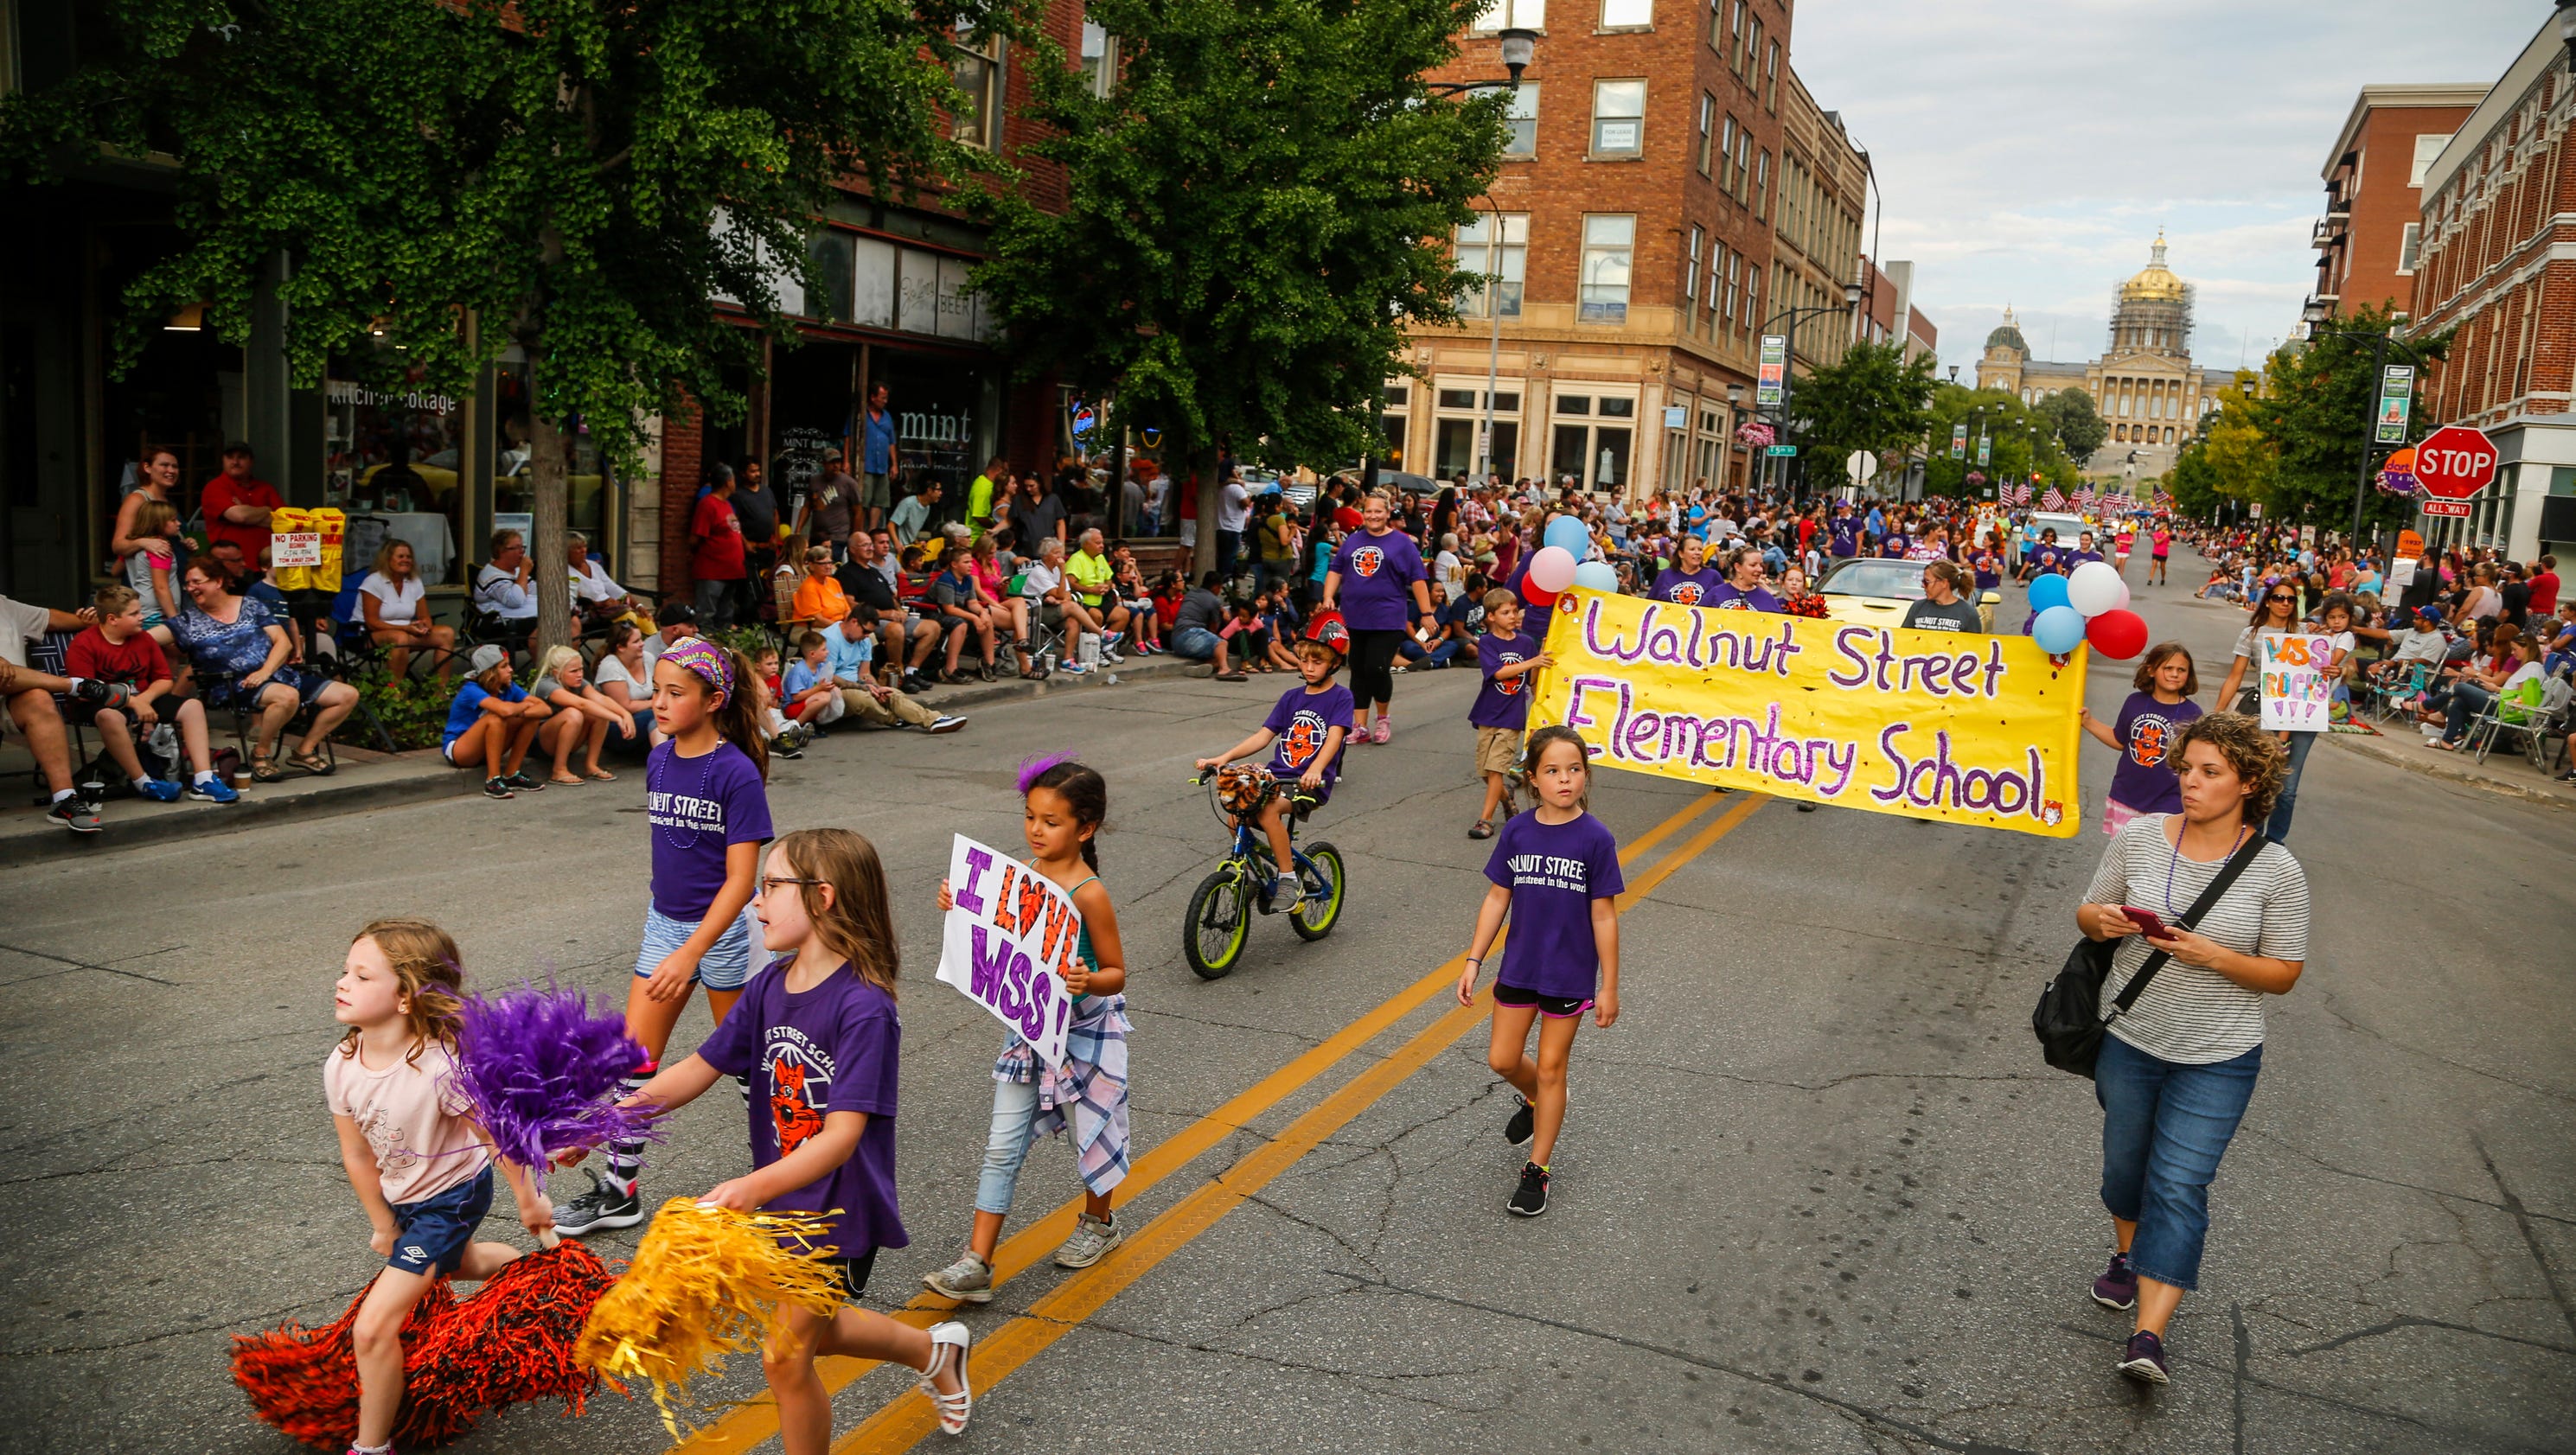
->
[0,651,1205,865]
[2160,553,2573,810]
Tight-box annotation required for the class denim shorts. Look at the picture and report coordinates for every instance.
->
[388,1165,493,1277]
[1171,626,1221,660]
[633,902,758,991]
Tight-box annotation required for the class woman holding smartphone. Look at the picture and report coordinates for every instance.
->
[2072,713,2309,1387]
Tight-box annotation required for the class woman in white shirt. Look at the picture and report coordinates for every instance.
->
[359,539,457,681]
[589,622,659,751]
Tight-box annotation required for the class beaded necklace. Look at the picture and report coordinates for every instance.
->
[655,739,724,852]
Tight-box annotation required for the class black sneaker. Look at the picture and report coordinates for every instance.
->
[46,798,103,834]
[552,1169,643,1235]
[2116,1330,2170,1384]
[503,770,546,793]
[1508,1161,1550,1217]
[483,775,515,800]
[1504,1095,1535,1148]
[775,741,804,759]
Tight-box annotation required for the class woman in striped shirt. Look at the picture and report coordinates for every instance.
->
[2074,712,2311,1386]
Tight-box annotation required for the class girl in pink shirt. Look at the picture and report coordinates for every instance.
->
[326,919,551,1455]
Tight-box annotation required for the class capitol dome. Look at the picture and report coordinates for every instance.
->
[2122,232,2188,302]
[1985,306,2028,354]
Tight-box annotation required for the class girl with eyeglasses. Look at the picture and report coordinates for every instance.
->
[2216,583,2321,845]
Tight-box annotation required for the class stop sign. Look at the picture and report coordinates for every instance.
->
[2413,425,2499,499]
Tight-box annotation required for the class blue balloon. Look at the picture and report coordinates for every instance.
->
[1571,559,1618,592]
[2031,604,2088,654]
[1544,515,1592,556]
[2027,572,2071,613]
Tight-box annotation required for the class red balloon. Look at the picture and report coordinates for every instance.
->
[1519,575,1558,609]
[2086,607,2149,660]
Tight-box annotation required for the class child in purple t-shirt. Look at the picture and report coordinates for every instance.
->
[1196,624,1352,914]
[618,828,975,1444]
[1454,724,1624,1218]
[1468,588,1551,841]
[2079,641,2203,836]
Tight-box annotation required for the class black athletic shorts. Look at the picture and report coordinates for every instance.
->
[832,1248,881,1302]
[1492,981,1593,1019]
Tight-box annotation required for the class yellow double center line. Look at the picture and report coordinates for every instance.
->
[674,788,1767,1455]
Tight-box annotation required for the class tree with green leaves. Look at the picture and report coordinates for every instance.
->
[1783,340,1937,490]
[2258,303,2451,538]
[969,0,1506,576]
[2030,386,2107,466]
[3,0,1008,659]
[1918,385,2079,499]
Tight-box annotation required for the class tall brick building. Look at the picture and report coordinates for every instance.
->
[1390,0,1872,501]
[2311,84,2485,322]
[2407,16,2576,562]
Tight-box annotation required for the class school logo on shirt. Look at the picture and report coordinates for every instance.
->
[1278,711,1329,769]
[1350,546,1384,578]
[1669,582,1704,606]
[766,1037,836,1158]
[2127,712,2182,769]
[1492,650,1528,695]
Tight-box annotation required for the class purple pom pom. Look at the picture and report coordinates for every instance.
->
[1014,750,1079,796]
[451,986,661,1168]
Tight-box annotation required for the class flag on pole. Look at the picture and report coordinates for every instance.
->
[2042,488,2067,512]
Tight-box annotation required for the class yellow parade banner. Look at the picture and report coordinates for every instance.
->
[1531,589,2083,836]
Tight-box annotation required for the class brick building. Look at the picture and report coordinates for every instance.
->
[1391,0,1874,501]
[2407,16,2576,561]
[2311,84,2485,322]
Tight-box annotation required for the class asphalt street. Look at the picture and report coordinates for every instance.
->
[2,556,2570,1455]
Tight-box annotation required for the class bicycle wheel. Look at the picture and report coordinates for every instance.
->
[1185,869,1251,980]
[1290,842,1346,941]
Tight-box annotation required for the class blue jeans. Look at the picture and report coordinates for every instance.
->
[975,1075,1044,1216]
[2094,1036,2262,1292]
[2440,681,2495,745]
[2264,730,2317,844]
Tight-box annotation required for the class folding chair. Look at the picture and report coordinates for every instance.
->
[18,631,99,806]
[2463,677,2550,766]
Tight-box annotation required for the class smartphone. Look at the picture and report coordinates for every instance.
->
[2121,906,2172,940]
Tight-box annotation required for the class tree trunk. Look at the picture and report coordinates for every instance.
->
[1188,443,1222,581]
[524,350,574,668]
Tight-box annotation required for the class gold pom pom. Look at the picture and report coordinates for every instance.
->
[574,1198,846,1436]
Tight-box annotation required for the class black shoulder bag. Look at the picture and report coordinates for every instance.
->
[2033,833,2266,1078]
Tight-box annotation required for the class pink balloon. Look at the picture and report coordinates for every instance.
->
[2085,608,2149,660]
[1528,546,1578,593]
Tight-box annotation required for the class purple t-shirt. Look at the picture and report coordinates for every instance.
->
[1264,682,1355,784]
[1828,519,1861,558]
[1649,567,1723,606]
[1471,630,1540,731]
[1703,582,1784,613]
[645,739,773,922]
[694,960,906,1260]
[2105,691,2202,816]
[1332,529,1426,631]
[1485,810,1624,999]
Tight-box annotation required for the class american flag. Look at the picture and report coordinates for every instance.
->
[2074,488,2096,510]
[2042,488,2068,511]
[2014,482,2033,505]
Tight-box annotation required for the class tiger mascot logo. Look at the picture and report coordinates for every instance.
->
[1669,581,1704,606]
[1492,651,1527,696]
[1278,712,1326,769]
[2128,712,2179,769]
[1350,546,1384,578]
[769,1056,828,1157]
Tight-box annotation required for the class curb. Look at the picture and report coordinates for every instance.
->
[2323,728,2574,810]
[898,652,1204,715]
[0,760,477,869]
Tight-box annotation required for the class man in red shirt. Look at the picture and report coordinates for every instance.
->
[202,442,284,566]
[2529,552,2560,617]
[690,465,748,629]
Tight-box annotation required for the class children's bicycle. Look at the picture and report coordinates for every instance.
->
[1183,766,1346,980]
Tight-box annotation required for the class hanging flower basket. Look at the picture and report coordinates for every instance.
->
[1735,420,1775,448]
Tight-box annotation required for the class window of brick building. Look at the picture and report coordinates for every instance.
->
[1454,212,1529,319]
[1593,80,1646,155]
[1601,0,1652,28]
[1580,215,1635,323]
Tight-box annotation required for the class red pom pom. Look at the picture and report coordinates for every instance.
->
[2086,607,2149,660]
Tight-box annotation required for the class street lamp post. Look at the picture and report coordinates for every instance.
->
[1760,280,1866,501]
[1422,29,1537,487]
[2300,297,2427,551]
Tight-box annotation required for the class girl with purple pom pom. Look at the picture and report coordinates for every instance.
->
[921,754,1131,1305]
[328,918,552,1455]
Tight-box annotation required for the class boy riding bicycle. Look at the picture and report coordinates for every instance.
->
[1194,613,1353,916]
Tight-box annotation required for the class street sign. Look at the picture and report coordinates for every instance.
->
[1765,444,1798,456]
[1757,335,1787,407]
[2413,424,2498,499]
[2419,499,2474,518]
[2375,365,2414,444]
[1845,450,1878,484]
[1949,423,1968,460]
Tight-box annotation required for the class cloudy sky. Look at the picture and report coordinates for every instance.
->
[1790,0,2547,382]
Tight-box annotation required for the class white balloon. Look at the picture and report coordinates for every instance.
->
[2067,560,2125,616]
[1571,559,1619,592]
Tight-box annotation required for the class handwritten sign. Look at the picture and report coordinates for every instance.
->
[270,533,323,568]
[2259,635,2331,733]
[933,834,1077,1068]
[1529,590,2082,835]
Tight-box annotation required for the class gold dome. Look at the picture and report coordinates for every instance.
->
[2121,232,2187,302]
